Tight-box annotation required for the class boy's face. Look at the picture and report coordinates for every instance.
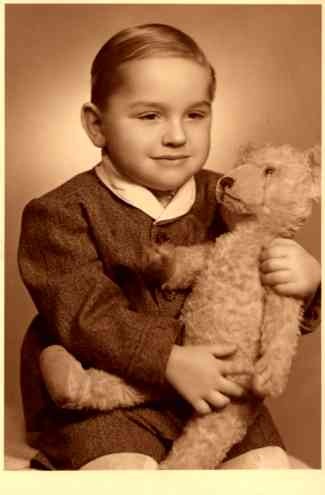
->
[99,57,212,191]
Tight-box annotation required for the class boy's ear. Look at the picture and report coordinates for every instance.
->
[81,103,106,148]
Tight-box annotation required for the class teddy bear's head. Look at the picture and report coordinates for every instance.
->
[216,144,321,237]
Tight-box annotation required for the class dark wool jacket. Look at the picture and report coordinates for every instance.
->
[19,167,314,469]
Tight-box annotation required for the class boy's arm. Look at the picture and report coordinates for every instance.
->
[18,198,182,387]
[259,238,321,336]
[300,284,321,334]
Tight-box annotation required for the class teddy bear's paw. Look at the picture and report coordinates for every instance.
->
[253,354,288,397]
[252,355,275,398]
[40,345,90,408]
[87,370,151,410]
[142,243,176,285]
[253,355,286,398]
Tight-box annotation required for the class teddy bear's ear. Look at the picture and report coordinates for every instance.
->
[307,145,321,201]
[235,143,258,167]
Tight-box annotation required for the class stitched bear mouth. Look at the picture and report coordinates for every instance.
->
[222,191,243,203]
[218,189,255,216]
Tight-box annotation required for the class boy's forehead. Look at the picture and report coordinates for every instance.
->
[116,57,212,102]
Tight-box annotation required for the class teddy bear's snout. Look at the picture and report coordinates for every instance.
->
[219,176,235,190]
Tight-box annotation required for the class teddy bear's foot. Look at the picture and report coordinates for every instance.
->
[85,368,154,410]
[40,345,92,409]
[40,345,154,411]
[160,403,252,469]
[253,354,286,398]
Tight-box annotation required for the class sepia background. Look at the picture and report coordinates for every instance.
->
[5,4,321,467]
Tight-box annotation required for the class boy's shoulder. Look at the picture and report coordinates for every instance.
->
[30,167,102,206]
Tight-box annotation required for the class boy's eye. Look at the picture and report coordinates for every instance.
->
[187,111,208,120]
[138,113,160,120]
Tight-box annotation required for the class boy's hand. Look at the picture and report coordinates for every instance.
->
[166,344,253,415]
[260,238,321,300]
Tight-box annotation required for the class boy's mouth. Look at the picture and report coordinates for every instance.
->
[151,155,191,168]
[153,155,190,160]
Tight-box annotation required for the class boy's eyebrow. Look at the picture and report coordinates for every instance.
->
[188,100,212,109]
[129,100,212,110]
[128,102,163,110]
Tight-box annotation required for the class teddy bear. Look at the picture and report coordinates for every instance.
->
[39,143,321,469]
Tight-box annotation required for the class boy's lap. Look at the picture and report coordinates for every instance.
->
[80,453,158,470]
[29,402,282,470]
[31,408,170,470]
[78,450,309,470]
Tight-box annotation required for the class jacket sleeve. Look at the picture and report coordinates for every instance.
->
[300,284,321,334]
[18,198,182,387]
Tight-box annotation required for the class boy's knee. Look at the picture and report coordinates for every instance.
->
[80,453,159,470]
[221,446,290,469]
[256,446,290,468]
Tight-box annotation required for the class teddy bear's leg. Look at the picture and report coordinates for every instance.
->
[144,243,213,290]
[40,345,151,410]
[160,402,253,469]
[253,291,301,398]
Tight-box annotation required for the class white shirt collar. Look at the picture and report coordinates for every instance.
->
[95,155,196,225]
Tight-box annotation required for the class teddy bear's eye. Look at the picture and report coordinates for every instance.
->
[264,166,275,176]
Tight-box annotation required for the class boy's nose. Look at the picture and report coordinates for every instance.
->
[162,120,187,146]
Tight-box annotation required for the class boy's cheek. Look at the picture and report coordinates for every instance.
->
[193,131,211,156]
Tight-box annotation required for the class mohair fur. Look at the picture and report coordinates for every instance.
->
[40,143,321,469]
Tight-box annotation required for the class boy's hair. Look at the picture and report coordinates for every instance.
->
[91,23,216,109]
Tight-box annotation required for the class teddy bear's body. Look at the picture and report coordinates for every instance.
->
[39,144,320,469]
[159,225,301,468]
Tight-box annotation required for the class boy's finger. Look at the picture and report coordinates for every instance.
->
[259,246,287,261]
[210,343,237,357]
[217,377,246,398]
[272,283,299,296]
[268,238,296,248]
[260,270,291,286]
[192,399,212,415]
[260,259,287,273]
[206,391,230,410]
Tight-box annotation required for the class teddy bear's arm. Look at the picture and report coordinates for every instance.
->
[40,345,155,411]
[39,243,215,412]
[253,290,301,398]
[144,243,214,290]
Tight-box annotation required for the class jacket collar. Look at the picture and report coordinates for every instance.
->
[95,155,196,225]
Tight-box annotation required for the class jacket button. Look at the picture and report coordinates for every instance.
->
[163,288,175,301]
[155,231,169,244]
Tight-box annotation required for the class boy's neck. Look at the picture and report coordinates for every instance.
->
[151,189,177,207]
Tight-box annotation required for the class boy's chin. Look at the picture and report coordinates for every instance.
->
[149,182,184,194]
[149,176,193,193]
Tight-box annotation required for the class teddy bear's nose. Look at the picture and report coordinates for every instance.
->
[219,176,235,190]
